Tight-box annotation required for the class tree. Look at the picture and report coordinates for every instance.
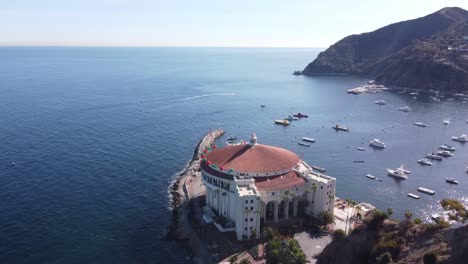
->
[423,251,438,264]
[404,210,413,221]
[366,210,389,230]
[229,254,238,264]
[376,252,393,263]
[239,259,251,264]
[331,229,346,241]
[413,218,423,224]
[387,208,394,218]
[318,211,335,229]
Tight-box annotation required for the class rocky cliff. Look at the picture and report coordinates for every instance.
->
[302,7,468,91]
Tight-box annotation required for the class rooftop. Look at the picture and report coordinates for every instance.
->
[254,171,305,191]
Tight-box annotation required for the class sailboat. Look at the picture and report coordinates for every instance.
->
[443,117,450,125]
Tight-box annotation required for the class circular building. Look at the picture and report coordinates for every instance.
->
[201,133,336,240]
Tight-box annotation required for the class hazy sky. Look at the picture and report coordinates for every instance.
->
[1,0,467,47]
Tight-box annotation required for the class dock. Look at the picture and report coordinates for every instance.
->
[417,187,436,195]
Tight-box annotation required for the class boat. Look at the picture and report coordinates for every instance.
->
[293,113,308,118]
[356,147,365,151]
[414,122,428,127]
[386,166,409,179]
[418,158,432,166]
[274,119,290,126]
[285,115,299,121]
[302,137,316,143]
[439,144,455,151]
[227,136,237,141]
[443,118,450,125]
[426,153,443,160]
[417,187,435,195]
[375,100,386,105]
[369,139,386,148]
[260,105,266,108]
[446,178,459,184]
[399,106,411,112]
[452,134,468,143]
[437,150,453,157]
[332,124,350,132]
[298,142,310,147]
[366,174,376,179]
[353,160,365,163]
[312,165,326,173]
[407,193,420,199]
[409,92,419,96]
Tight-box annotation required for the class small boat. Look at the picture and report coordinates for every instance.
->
[446,178,458,184]
[437,150,453,157]
[407,193,420,199]
[426,153,443,160]
[443,118,450,125]
[418,158,432,166]
[284,115,299,121]
[452,134,468,143]
[293,113,308,118]
[353,160,365,163]
[312,165,326,173]
[260,105,266,108]
[298,142,310,147]
[375,100,386,105]
[414,122,428,127]
[366,174,376,179]
[332,125,350,132]
[417,187,435,195]
[399,106,411,112]
[410,92,419,96]
[356,147,365,151]
[227,136,237,141]
[275,119,290,126]
[439,144,455,151]
[387,166,409,179]
[369,139,386,148]
[302,137,316,143]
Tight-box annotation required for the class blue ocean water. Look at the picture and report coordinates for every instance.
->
[0,47,467,263]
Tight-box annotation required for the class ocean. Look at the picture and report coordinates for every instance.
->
[0,47,467,263]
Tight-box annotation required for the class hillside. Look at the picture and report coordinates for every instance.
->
[301,7,468,91]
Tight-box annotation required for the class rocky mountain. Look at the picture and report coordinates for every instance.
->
[301,7,468,92]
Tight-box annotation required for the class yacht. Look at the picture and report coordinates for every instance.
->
[439,144,455,151]
[298,142,310,147]
[437,150,453,157]
[414,122,428,127]
[418,158,432,166]
[369,139,386,148]
[274,119,290,126]
[387,167,408,179]
[356,147,365,151]
[446,178,459,184]
[332,124,350,132]
[375,100,386,105]
[418,187,435,195]
[426,153,443,160]
[285,115,299,121]
[452,134,468,143]
[302,137,316,143]
[443,118,450,125]
[366,174,376,179]
[399,106,411,112]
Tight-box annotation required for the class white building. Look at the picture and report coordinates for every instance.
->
[201,133,336,240]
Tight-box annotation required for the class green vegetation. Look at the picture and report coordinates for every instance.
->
[387,208,393,218]
[440,199,467,223]
[365,210,389,230]
[331,229,346,241]
[404,210,412,221]
[413,218,423,224]
[423,251,438,264]
[424,220,450,232]
[317,211,335,230]
[229,254,238,264]
[376,252,393,263]
[239,259,251,264]
[264,228,309,264]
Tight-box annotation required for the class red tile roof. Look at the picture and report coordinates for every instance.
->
[206,144,300,173]
[254,171,306,191]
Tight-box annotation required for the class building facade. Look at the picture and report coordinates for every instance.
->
[201,133,336,240]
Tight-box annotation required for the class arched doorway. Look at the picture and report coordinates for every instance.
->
[265,201,275,222]
[278,201,285,219]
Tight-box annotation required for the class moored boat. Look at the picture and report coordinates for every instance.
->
[366,174,376,179]
[452,134,468,143]
[356,147,365,151]
[369,138,386,148]
[437,150,453,157]
[227,136,237,141]
[293,113,308,118]
[285,115,299,121]
[312,165,326,173]
[407,193,420,199]
[439,144,455,151]
[417,187,435,195]
[418,158,432,166]
[298,142,310,147]
[399,106,411,112]
[426,153,443,160]
[332,124,350,132]
[302,137,316,143]
[446,178,459,184]
[387,166,409,179]
[274,119,290,126]
[414,122,428,127]
[375,100,386,105]
[443,117,450,125]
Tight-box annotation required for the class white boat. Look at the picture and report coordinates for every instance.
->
[426,153,443,160]
[369,139,386,148]
[446,178,459,184]
[227,136,237,141]
[414,122,428,127]
[312,165,326,173]
[452,134,468,143]
[409,92,419,96]
[274,119,290,126]
[332,124,350,131]
[366,174,376,179]
[399,106,411,112]
[418,158,432,166]
[439,144,455,151]
[284,115,299,121]
[302,137,316,143]
[386,166,408,179]
[407,193,420,199]
[375,100,386,105]
[298,142,310,147]
[437,150,453,157]
[356,147,365,151]
[417,187,435,195]
[443,118,450,125]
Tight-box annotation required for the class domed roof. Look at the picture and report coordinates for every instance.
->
[205,144,300,174]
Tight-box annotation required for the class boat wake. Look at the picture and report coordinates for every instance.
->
[172,93,236,102]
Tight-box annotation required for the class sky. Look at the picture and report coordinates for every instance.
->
[1,0,467,48]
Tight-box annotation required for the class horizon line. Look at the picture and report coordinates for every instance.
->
[0,43,326,49]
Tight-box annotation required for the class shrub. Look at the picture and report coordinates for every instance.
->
[229,254,238,264]
[423,251,438,264]
[366,210,389,230]
[376,252,393,263]
[440,199,465,212]
[331,229,346,241]
[239,259,251,264]
[413,218,423,224]
[424,220,450,232]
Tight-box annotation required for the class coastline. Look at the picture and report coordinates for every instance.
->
[166,129,224,264]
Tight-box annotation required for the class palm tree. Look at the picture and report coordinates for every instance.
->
[387,208,394,218]
[355,205,362,220]
[318,211,335,230]
[345,198,355,233]
[404,210,413,221]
